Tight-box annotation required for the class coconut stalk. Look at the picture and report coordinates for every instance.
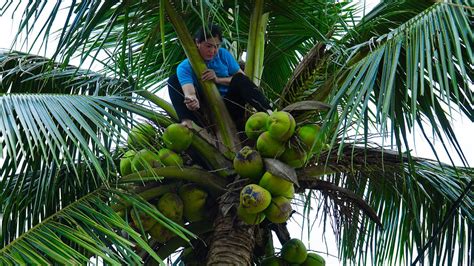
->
[119,166,227,197]
[245,0,268,86]
[163,0,239,155]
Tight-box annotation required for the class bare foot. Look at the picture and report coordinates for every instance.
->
[181,119,193,129]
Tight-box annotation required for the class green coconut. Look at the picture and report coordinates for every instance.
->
[266,111,296,141]
[256,132,286,158]
[259,172,294,198]
[162,123,193,152]
[245,112,269,140]
[237,205,266,225]
[278,141,307,169]
[297,124,325,153]
[264,196,292,224]
[120,150,136,176]
[233,146,265,181]
[158,148,183,167]
[127,122,157,149]
[157,193,184,222]
[281,239,308,264]
[130,210,156,231]
[148,222,175,243]
[301,253,326,266]
[240,184,272,214]
[131,149,161,172]
[178,183,208,222]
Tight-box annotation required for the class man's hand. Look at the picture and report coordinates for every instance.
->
[202,69,218,83]
[184,94,200,111]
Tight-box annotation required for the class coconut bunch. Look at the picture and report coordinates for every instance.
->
[261,238,326,266]
[233,146,294,225]
[118,123,216,242]
[234,110,328,226]
[119,122,194,176]
[128,182,211,243]
[245,111,328,169]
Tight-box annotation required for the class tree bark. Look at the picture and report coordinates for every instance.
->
[206,198,256,265]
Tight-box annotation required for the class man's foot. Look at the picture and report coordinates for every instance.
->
[181,119,193,129]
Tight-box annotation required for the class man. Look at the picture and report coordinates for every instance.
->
[168,24,271,130]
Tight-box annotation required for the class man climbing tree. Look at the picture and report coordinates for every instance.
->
[168,24,271,130]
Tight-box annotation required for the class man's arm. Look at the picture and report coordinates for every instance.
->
[202,69,245,86]
[182,83,200,111]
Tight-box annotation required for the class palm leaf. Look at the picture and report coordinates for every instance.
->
[0,188,195,265]
[299,144,473,265]
[321,1,472,166]
[0,51,131,95]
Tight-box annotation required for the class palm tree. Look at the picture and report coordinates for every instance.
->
[0,0,472,265]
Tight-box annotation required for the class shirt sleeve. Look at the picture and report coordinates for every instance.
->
[220,48,241,76]
[177,60,194,86]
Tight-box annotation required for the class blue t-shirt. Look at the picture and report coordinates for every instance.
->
[177,48,240,96]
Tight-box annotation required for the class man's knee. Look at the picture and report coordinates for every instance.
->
[230,72,253,88]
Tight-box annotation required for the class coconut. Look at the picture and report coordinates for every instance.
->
[131,149,161,172]
[157,193,184,222]
[266,111,296,141]
[127,122,157,149]
[162,123,193,152]
[245,112,269,140]
[259,172,294,198]
[256,132,286,158]
[281,238,308,264]
[278,139,308,168]
[158,148,183,167]
[130,210,156,231]
[148,222,175,243]
[302,253,326,266]
[178,183,208,222]
[120,150,136,176]
[237,205,266,225]
[240,184,272,214]
[233,146,265,181]
[297,124,325,153]
[264,196,292,224]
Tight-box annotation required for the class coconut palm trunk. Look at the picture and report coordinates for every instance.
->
[206,205,256,265]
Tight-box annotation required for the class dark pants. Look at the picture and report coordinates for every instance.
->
[168,73,271,129]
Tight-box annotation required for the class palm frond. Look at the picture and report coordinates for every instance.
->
[342,0,437,47]
[321,1,473,166]
[0,188,194,265]
[261,1,354,98]
[0,51,131,95]
[3,1,356,101]
[0,93,144,246]
[0,94,135,178]
[299,144,473,265]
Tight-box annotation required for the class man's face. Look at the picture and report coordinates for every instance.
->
[196,36,221,61]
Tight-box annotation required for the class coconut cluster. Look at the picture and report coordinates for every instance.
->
[130,183,210,243]
[234,110,329,226]
[120,122,193,176]
[261,238,326,265]
[246,111,327,168]
[119,123,214,242]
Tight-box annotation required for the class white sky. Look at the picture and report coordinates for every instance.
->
[0,1,472,265]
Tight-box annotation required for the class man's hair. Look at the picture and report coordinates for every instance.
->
[194,24,222,43]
